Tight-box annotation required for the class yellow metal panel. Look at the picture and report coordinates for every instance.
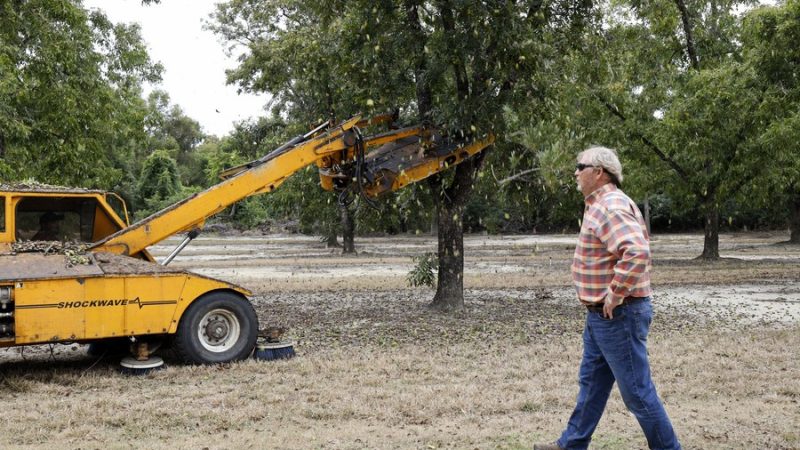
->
[92,206,122,241]
[14,274,188,344]
[364,126,423,149]
[388,135,495,193]
[15,278,88,343]
[122,275,187,336]
[8,195,23,242]
[0,195,7,237]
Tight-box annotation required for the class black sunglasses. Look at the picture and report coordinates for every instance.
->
[575,163,598,171]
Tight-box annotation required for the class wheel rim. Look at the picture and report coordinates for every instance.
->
[197,308,241,353]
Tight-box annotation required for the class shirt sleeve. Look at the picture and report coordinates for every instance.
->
[594,207,651,303]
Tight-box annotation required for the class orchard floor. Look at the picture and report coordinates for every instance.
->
[0,231,798,449]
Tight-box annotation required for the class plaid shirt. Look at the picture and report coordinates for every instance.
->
[572,183,652,305]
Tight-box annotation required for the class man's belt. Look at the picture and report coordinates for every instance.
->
[585,296,648,311]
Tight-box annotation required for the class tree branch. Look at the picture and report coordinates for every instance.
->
[498,167,540,185]
[403,0,433,124]
[597,95,693,186]
[673,0,700,70]
[437,0,470,101]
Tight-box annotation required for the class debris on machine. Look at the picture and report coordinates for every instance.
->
[11,241,92,267]
[0,181,92,192]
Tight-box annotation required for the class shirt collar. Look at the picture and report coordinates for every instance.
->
[584,182,617,205]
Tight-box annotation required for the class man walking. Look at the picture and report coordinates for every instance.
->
[535,146,681,450]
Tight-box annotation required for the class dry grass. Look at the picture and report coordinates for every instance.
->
[1,289,798,450]
[1,232,798,449]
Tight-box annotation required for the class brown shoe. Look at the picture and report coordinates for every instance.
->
[533,444,562,450]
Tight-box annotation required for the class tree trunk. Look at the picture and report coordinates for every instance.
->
[790,190,800,244]
[700,199,720,259]
[340,203,356,254]
[427,158,486,311]
[405,0,485,310]
[430,194,465,311]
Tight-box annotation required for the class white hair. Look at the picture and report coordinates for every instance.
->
[577,146,623,186]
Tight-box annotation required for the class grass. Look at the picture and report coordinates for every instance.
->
[1,321,797,449]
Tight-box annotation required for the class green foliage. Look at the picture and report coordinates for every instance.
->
[759,111,800,189]
[500,108,588,232]
[200,139,241,186]
[141,90,207,186]
[743,0,800,92]
[222,114,292,160]
[465,172,582,234]
[501,0,798,257]
[4,0,796,240]
[229,197,270,229]
[263,167,340,235]
[654,62,770,204]
[138,150,181,205]
[136,185,202,220]
[407,252,438,288]
[741,1,800,232]
[0,160,12,182]
[208,0,599,249]
[389,184,436,235]
[208,0,369,122]
[0,0,161,188]
[216,117,343,233]
[352,185,436,235]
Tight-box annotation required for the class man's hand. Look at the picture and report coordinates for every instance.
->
[603,296,623,319]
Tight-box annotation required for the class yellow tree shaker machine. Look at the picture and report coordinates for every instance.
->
[0,114,493,370]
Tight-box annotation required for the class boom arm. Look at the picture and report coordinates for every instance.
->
[92,116,362,256]
[91,114,494,257]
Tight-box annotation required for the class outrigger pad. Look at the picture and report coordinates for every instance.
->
[119,356,165,375]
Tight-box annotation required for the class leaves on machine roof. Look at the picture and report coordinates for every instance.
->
[0,180,93,192]
[11,241,92,267]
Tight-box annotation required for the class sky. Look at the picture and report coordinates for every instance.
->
[83,0,267,137]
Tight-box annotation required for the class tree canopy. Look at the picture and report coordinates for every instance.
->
[0,0,161,188]
[2,0,796,284]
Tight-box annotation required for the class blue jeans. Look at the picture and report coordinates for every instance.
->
[557,298,681,450]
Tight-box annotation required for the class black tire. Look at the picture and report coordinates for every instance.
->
[173,291,258,364]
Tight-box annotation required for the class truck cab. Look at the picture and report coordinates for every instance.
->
[0,184,130,250]
[0,184,254,364]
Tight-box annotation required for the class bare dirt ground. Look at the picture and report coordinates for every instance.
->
[1,231,798,449]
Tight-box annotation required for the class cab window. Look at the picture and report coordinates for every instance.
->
[15,197,97,242]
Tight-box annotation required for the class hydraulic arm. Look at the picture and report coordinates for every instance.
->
[91,116,362,257]
[91,114,494,258]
